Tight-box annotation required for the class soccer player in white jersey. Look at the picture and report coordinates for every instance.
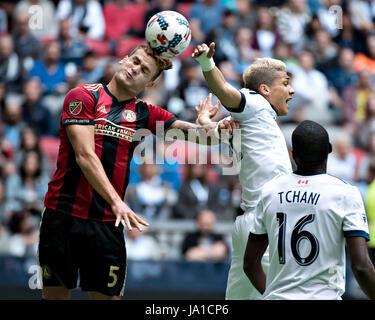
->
[192,42,295,299]
[244,120,375,300]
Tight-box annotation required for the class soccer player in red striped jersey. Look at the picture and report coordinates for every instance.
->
[38,44,238,300]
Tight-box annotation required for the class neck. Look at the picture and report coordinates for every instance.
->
[107,79,135,102]
[295,163,326,176]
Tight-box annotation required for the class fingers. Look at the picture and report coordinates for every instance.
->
[115,211,149,232]
[122,213,132,231]
[130,215,149,232]
[214,99,221,110]
[206,92,212,104]
[135,215,149,227]
[192,43,209,58]
[207,42,216,58]
[219,120,240,134]
[115,215,122,228]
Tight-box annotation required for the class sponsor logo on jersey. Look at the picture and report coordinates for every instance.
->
[97,105,107,114]
[94,118,135,142]
[42,265,52,279]
[69,101,83,115]
[122,110,136,122]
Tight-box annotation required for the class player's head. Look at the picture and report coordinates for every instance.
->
[242,58,294,116]
[292,120,332,168]
[115,44,172,95]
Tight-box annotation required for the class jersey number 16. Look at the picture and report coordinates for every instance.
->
[276,212,320,266]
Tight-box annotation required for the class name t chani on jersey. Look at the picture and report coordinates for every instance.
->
[278,190,321,205]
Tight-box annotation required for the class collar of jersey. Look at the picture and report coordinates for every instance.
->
[103,84,135,106]
[293,171,326,176]
[249,89,277,119]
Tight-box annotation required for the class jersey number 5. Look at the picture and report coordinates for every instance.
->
[276,212,320,266]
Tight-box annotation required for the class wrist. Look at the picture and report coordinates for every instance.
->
[110,197,123,208]
[194,50,215,72]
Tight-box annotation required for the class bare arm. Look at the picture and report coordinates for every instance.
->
[243,236,269,294]
[346,236,375,299]
[192,42,242,110]
[168,120,217,145]
[168,93,239,144]
[66,124,148,230]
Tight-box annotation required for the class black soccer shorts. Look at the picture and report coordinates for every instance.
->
[38,207,127,297]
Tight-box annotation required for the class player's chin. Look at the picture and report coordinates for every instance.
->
[277,104,288,116]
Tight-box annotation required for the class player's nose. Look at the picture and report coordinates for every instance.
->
[289,86,295,96]
[131,65,140,75]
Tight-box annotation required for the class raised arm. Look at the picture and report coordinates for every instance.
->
[66,124,148,231]
[168,94,239,145]
[192,42,242,110]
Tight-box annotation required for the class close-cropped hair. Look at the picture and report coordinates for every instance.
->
[243,58,286,91]
[129,45,173,80]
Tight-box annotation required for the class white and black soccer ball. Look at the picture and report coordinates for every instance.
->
[145,10,191,58]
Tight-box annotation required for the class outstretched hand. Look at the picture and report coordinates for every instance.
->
[217,117,240,139]
[195,93,220,125]
[112,200,149,231]
[192,42,215,59]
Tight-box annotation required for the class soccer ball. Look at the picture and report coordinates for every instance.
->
[145,10,191,58]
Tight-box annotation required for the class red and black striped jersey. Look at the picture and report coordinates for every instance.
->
[44,83,176,221]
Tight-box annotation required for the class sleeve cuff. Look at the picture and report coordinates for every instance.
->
[248,232,268,241]
[164,116,177,130]
[226,91,246,113]
[62,118,95,126]
[344,230,370,242]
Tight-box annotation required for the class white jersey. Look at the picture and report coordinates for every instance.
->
[250,173,370,300]
[229,88,292,211]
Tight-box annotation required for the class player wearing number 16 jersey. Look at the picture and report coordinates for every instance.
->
[244,120,375,300]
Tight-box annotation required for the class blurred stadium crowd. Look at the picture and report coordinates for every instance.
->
[0,0,374,270]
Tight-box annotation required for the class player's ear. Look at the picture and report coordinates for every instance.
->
[259,84,270,96]
[146,81,155,88]
[292,148,298,163]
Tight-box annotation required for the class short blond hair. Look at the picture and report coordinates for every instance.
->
[243,58,286,91]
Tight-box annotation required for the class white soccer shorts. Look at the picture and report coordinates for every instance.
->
[225,210,269,300]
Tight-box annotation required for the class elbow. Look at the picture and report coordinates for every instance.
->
[74,149,93,168]
[351,259,375,278]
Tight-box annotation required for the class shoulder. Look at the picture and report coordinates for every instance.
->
[325,174,350,186]
[81,83,104,93]
[324,175,364,208]
[342,184,363,205]
[263,174,290,194]
[66,85,96,100]
[63,85,100,112]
